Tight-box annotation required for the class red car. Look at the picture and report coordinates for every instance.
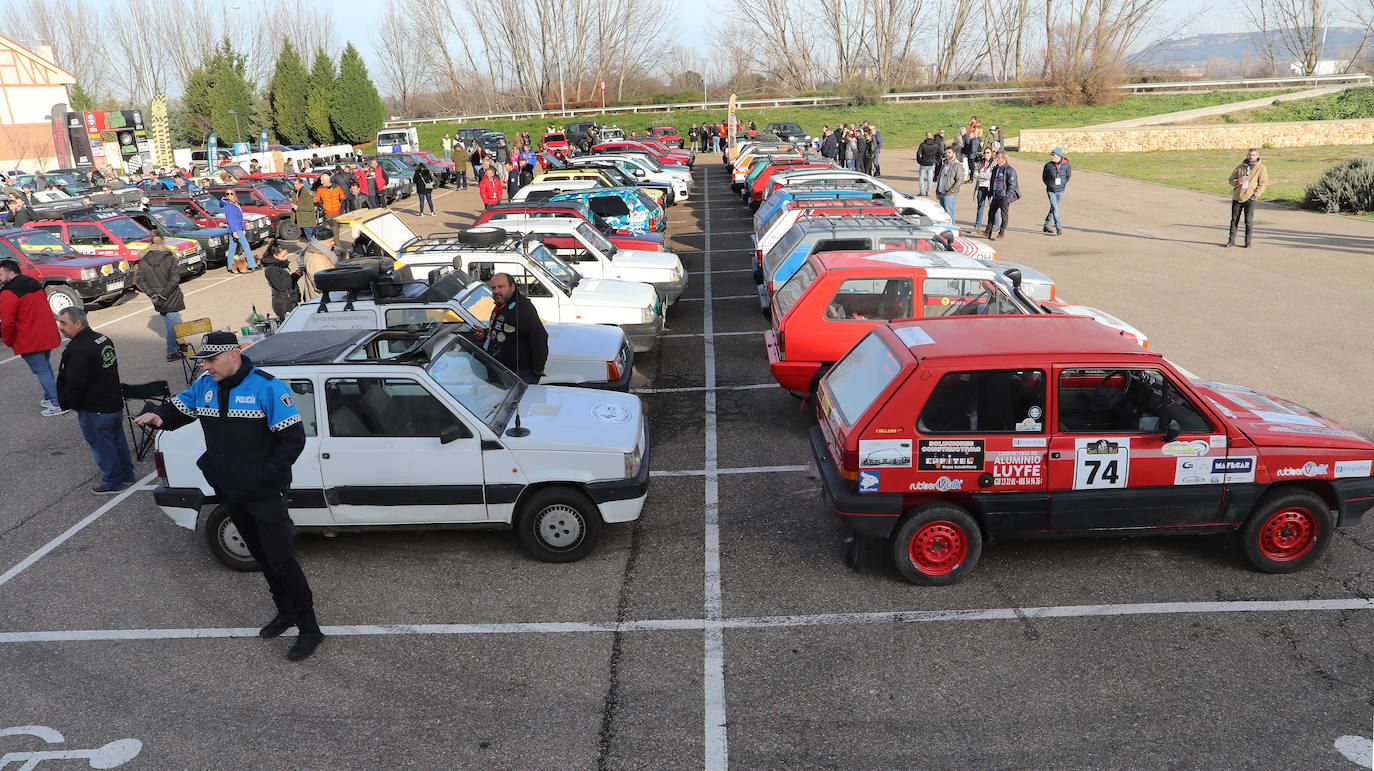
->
[202,184,295,238]
[0,227,131,313]
[812,314,1374,584]
[144,192,274,245]
[472,202,665,252]
[748,160,831,209]
[593,141,690,168]
[24,207,204,271]
[636,137,693,165]
[541,132,571,155]
[648,126,683,149]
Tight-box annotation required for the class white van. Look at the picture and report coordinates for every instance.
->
[377,127,420,153]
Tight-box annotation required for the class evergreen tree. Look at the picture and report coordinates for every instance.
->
[306,48,336,145]
[269,38,310,146]
[68,81,96,111]
[251,90,274,147]
[181,39,251,144]
[330,42,386,145]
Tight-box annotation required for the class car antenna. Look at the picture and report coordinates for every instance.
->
[506,281,531,438]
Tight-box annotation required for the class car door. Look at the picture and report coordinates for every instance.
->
[276,377,329,525]
[318,374,486,524]
[1047,366,1227,531]
[540,234,605,279]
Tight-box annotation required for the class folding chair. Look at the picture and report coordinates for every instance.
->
[173,317,214,384]
[121,380,172,461]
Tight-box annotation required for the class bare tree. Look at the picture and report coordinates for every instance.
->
[373,4,420,116]
[2,0,108,100]
[932,0,978,82]
[103,0,170,106]
[722,0,821,93]
[866,0,928,84]
[1235,0,1334,76]
[1042,0,1195,103]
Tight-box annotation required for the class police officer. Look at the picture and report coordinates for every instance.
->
[473,273,548,384]
[134,331,323,661]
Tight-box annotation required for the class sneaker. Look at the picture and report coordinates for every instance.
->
[41,405,68,417]
[40,398,58,409]
[91,484,123,495]
[1043,226,1054,234]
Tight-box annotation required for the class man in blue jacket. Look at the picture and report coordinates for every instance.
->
[135,331,323,660]
[983,151,1020,241]
[1042,148,1071,236]
[221,192,257,273]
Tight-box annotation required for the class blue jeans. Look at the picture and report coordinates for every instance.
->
[225,230,257,270]
[443,149,451,162]
[370,190,384,208]
[872,149,881,176]
[161,310,181,356]
[22,350,58,403]
[301,226,316,242]
[78,410,135,489]
[918,165,934,195]
[974,187,992,228]
[711,135,720,153]
[418,191,434,214]
[938,193,958,221]
[1045,191,1063,228]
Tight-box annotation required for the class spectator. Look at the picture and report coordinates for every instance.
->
[473,273,548,384]
[7,194,35,227]
[290,178,317,241]
[711,124,721,154]
[936,147,962,222]
[260,240,301,319]
[871,123,883,177]
[971,147,996,234]
[934,128,947,157]
[820,129,837,161]
[518,156,536,188]
[965,116,982,175]
[452,142,468,189]
[859,128,875,175]
[479,167,502,209]
[1225,148,1268,248]
[55,307,134,493]
[2,258,64,416]
[916,133,939,195]
[222,192,256,273]
[368,160,388,208]
[442,133,452,162]
[297,227,338,302]
[494,138,511,184]
[845,129,859,170]
[984,150,1020,241]
[505,160,520,201]
[469,142,485,183]
[413,162,435,216]
[315,173,346,226]
[1042,148,1070,236]
[952,128,967,170]
[248,159,261,174]
[988,125,1003,152]
[352,163,371,209]
[133,233,187,361]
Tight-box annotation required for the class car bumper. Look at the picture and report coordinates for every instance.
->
[1333,477,1374,527]
[585,433,651,523]
[652,275,688,305]
[757,283,770,316]
[71,276,131,301]
[764,329,819,395]
[154,486,205,530]
[810,426,903,537]
[620,316,664,353]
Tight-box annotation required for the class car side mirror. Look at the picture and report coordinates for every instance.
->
[439,426,466,445]
[1161,419,1181,443]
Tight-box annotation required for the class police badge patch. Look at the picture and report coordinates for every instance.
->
[204,390,214,404]
[280,393,293,407]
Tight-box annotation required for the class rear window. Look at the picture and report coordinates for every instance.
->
[824,332,905,427]
[545,134,567,142]
[760,206,791,241]
[773,260,818,317]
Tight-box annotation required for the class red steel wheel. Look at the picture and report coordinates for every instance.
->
[908,521,969,576]
[1241,488,1333,574]
[1256,507,1318,562]
[891,504,982,585]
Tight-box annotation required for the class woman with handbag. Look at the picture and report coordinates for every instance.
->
[134,235,187,361]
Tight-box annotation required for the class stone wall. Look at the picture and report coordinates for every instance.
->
[1019,118,1374,153]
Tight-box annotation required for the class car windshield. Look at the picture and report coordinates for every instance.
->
[426,336,521,429]
[773,260,818,317]
[576,222,615,257]
[255,185,288,203]
[524,243,578,293]
[545,134,566,142]
[195,196,225,214]
[47,173,82,186]
[151,209,199,230]
[824,332,905,427]
[777,123,803,133]
[6,230,75,261]
[104,217,151,240]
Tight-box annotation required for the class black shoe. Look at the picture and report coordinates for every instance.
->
[91,484,123,495]
[1043,226,1054,234]
[1243,241,1251,248]
[259,612,296,639]
[1224,241,1235,247]
[287,632,325,660]
[166,353,181,362]
[1056,228,1063,236]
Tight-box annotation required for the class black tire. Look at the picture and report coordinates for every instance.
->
[205,505,261,572]
[890,503,982,585]
[278,222,302,241]
[515,486,603,563]
[752,265,763,284]
[44,284,81,315]
[457,226,508,246]
[313,263,380,292]
[1240,487,1334,573]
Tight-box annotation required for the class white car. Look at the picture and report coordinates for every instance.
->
[572,154,691,200]
[510,178,600,203]
[393,228,665,353]
[276,267,634,389]
[754,209,994,279]
[771,168,954,227]
[482,216,687,303]
[151,327,650,567]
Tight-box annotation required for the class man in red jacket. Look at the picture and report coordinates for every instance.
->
[478,167,502,208]
[369,160,388,208]
[0,259,66,416]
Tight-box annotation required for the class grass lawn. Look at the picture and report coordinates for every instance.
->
[1063,144,1374,216]
[1179,86,1374,125]
[396,90,1296,153]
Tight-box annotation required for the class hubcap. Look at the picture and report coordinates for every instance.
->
[908,520,968,576]
[1258,508,1317,561]
[534,504,584,549]
[218,519,253,561]
[49,293,74,314]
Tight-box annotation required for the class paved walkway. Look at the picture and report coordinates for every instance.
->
[1084,83,1367,129]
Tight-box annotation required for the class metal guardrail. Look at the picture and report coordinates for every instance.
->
[383,73,1372,128]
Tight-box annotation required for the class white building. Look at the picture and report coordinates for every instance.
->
[0,34,75,173]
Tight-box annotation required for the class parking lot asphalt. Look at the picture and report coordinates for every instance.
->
[2,158,1373,769]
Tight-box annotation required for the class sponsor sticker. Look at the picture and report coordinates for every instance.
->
[859,439,912,469]
[1275,461,1329,478]
[1015,418,1042,432]
[858,470,880,493]
[1252,410,1322,427]
[1175,456,1255,485]
[893,326,935,347]
[991,452,1044,487]
[1209,435,1227,447]
[918,439,984,471]
[909,476,964,492]
[1333,460,1373,479]
[591,403,632,423]
[1013,437,1048,448]
[1161,440,1209,457]
[1074,437,1130,490]
[873,426,903,435]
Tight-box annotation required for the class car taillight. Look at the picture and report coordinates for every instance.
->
[153,451,167,485]
[607,360,621,382]
[1050,284,1056,300]
[648,218,657,229]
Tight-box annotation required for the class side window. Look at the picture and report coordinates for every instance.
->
[918,369,1046,434]
[509,268,553,298]
[825,278,913,322]
[1057,368,1213,434]
[324,377,467,439]
[878,237,934,251]
[67,225,110,246]
[385,307,468,331]
[589,196,630,217]
[283,380,317,437]
[811,238,870,254]
[468,260,496,282]
[31,225,64,238]
[922,278,1021,317]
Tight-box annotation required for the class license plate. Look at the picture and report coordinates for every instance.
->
[185,255,202,264]
[106,280,124,291]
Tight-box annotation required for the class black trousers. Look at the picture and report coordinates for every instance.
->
[1229,198,1255,243]
[455,169,467,188]
[228,494,317,630]
[987,197,1012,235]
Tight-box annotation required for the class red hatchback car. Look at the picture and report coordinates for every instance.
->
[202,184,294,238]
[593,141,690,168]
[812,315,1374,584]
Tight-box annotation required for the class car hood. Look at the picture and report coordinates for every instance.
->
[30,252,123,269]
[243,213,270,225]
[1186,380,1374,450]
[571,278,657,309]
[507,387,643,453]
[545,322,626,359]
[609,249,683,273]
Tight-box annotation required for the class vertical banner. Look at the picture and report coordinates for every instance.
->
[50,103,74,169]
[258,128,268,154]
[149,94,175,170]
[65,111,94,167]
[726,94,738,161]
[83,111,109,172]
[129,110,154,171]
[207,133,219,170]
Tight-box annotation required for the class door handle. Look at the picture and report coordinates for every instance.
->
[321,453,330,459]
[1050,452,1061,459]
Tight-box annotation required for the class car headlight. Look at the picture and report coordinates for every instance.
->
[80,268,97,280]
[118,260,129,272]
[99,264,113,276]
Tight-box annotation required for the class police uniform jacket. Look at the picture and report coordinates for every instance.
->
[485,290,548,378]
[153,355,306,503]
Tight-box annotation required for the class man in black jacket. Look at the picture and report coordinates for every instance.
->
[474,273,548,383]
[134,331,322,660]
[56,307,135,494]
[916,133,940,196]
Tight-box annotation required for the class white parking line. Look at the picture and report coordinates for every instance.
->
[686,269,752,276]
[663,330,764,339]
[676,248,752,255]
[632,383,773,394]
[651,465,811,478]
[0,473,156,589]
[677,295,755,302]
[5,598,1370,645]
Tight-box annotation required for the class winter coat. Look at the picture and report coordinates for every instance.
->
[57,326,123,414]
[820,133,838,158]
[1229,160,1268,202]
[291,187,317,227]
[916,138,940,166]
[414,166,434,194]
[937,160,963,195]
[990,163,1020,202]
[1043,158,1071,193]
[0,273,60,354]
[370,165,388,193]
[479,174,503,205]
[973,159,995,189]
[315,185,345,216]
[223,200,245,233]
[483,289,548,377]
[353,168,371,195]
[297,241,336,303]
[261,248,300,302]
[134,246,186,314]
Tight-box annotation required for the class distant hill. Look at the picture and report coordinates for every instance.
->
[1132,28,1368,69]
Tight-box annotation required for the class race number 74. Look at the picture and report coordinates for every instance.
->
[1074,439,1130,490]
